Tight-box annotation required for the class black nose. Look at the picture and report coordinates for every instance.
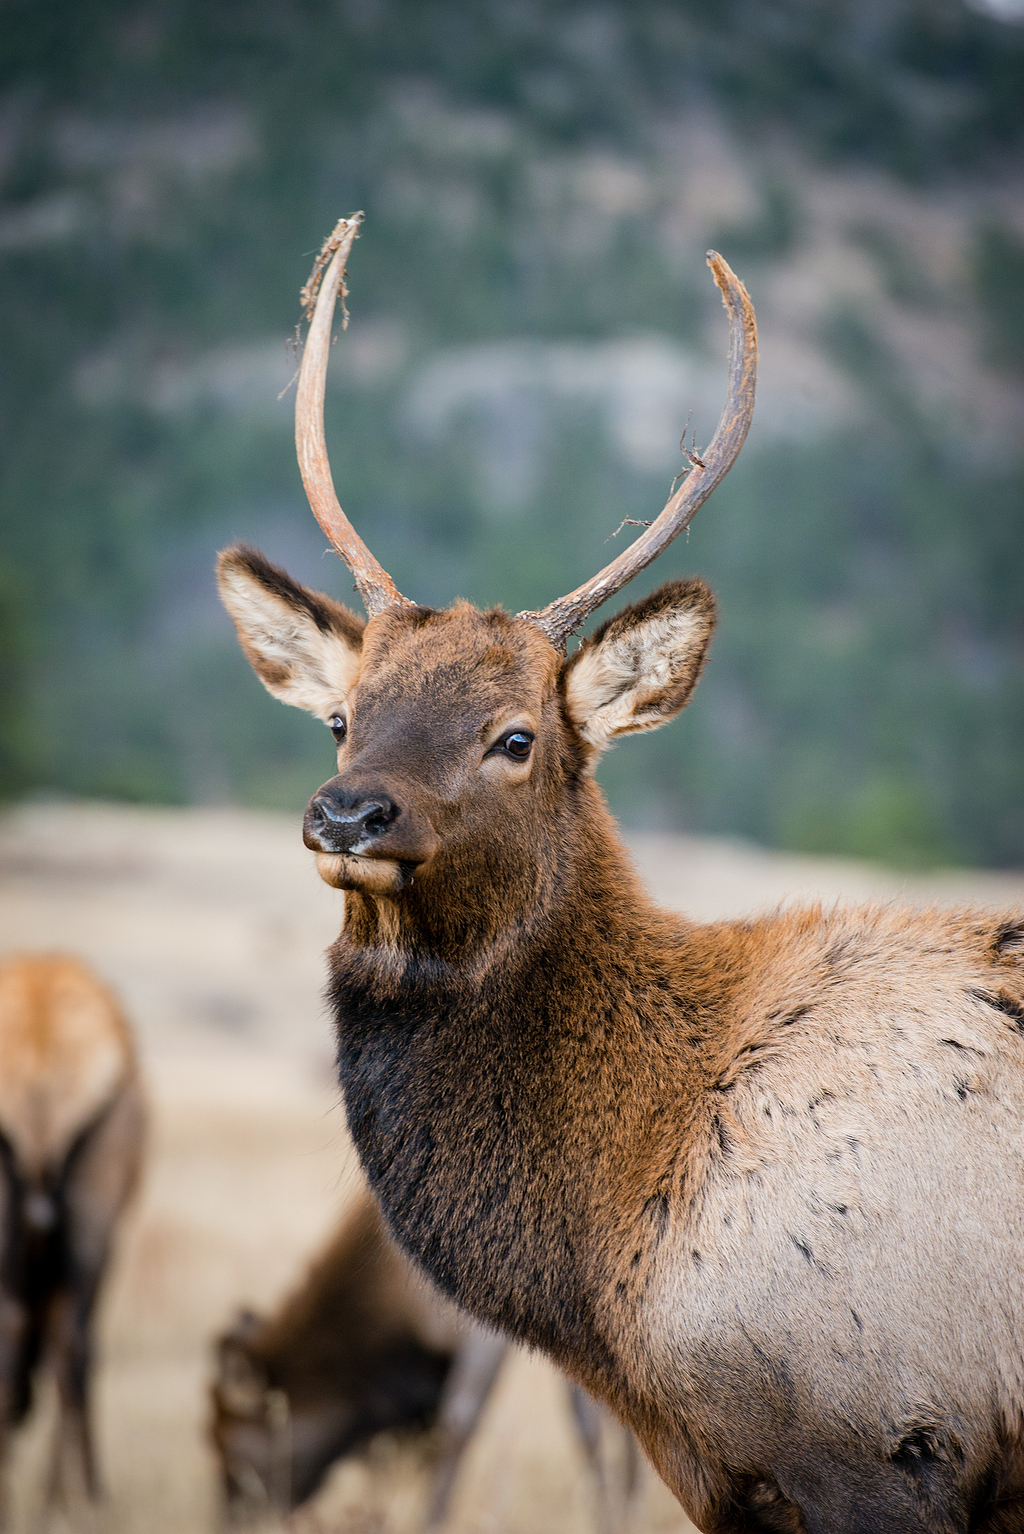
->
[303,784,400,855]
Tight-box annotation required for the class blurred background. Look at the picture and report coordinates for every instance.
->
[2,0,1022,867]
[1,6,1023,1530]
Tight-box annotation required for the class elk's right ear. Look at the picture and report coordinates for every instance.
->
[217,545,364,719]
[562,578,716,754]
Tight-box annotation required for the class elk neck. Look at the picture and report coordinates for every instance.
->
[326,778,730,1402]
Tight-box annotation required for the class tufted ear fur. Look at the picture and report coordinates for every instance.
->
[217,545,364,719]
[562,578,716,754]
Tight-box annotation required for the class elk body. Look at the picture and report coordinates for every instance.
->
[0,953,145,1513]
[213,1188,457,1519]
[218,217,1024,1534]
[212,1184,637,1529]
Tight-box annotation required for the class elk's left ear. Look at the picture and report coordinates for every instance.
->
[562,579,716,753]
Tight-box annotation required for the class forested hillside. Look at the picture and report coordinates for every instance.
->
[1,0,1022,864]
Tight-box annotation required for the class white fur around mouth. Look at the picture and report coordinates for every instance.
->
[314,850,404,894]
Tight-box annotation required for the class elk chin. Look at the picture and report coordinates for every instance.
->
[314,850,412,895]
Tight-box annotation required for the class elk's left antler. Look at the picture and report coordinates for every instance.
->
[296,214,414,617]
[519,252,757,648]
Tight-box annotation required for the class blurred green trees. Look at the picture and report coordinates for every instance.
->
[1,0,1022,864]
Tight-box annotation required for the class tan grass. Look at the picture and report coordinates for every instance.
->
[1,802,1020,1533]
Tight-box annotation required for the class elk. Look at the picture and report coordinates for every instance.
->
[211,1183,638,1530]
[0,953,145,1515]
[218,215,1024,1534]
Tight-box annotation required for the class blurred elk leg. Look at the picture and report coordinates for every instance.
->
[621,1416,641,1510]
[48,1081,146,1512]
[569,1384,641,1534]
[419,1329,508,1532]
[45,1284,98,1508]
[0,1291,28,1525]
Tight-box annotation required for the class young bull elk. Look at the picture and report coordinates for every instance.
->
[212,1184,637,1530]
[218,215,1024,1534]
[0,953,145,1514]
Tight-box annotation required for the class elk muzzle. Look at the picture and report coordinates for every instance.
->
[304,788,399,854]
[303,776,439,891]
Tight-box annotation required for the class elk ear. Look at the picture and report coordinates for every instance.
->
[215,1311,268,1415]
[562,579,716,753]
[216,1344,268,1416]
[217,544,365,719]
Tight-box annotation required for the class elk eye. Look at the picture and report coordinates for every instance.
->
[328,714,347,743]
[498,731,533,760]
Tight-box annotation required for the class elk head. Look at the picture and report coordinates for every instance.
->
[218,216,756,942]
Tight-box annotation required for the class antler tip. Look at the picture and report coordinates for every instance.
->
[706,250,735,284]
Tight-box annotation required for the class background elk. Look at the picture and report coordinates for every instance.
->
[212,1183,638,1531]
[0,953,145,1516]
[218,215,1024,1534]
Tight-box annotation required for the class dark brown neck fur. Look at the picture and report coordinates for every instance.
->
[327,785,731,1405]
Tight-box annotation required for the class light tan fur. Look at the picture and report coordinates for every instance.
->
[0,956,133,1183]
[575,903,1024,1520]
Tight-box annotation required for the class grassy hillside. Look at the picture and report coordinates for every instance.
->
[1,0,1022,863]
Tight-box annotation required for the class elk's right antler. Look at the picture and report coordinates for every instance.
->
[296,214,414,618]
[519,252,757,648]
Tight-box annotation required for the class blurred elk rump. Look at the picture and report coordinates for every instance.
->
[0,954,145,1517]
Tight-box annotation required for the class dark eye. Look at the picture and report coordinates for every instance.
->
[328,714,347,744]
[497,730,533,760]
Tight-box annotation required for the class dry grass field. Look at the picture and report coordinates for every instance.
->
[1,801,1022,1534]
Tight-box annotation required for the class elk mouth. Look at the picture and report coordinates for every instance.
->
[312,849,417,894]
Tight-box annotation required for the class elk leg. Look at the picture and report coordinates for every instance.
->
[621,1419,641,1510]
[48,1077,145,1513]
[569,1385,607,1507]
[0,1293,29,1529]
[569,1385,645,1534]
[419,1329,508,1532]
[570,1385,629,1534]
[45,1286,98,1509]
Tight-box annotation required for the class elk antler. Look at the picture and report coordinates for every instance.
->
[519,252,757,648]
[296,214,414,617]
